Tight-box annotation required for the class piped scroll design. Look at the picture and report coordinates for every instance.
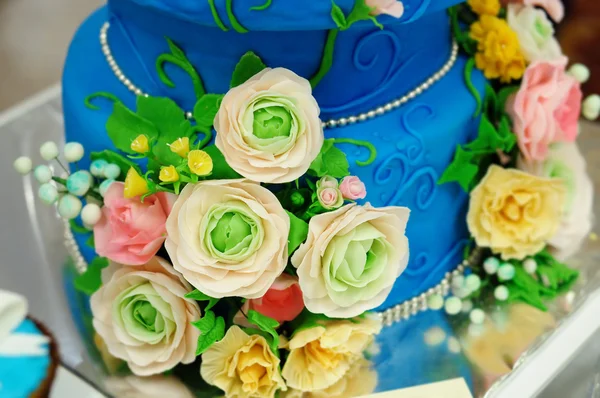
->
[320,29,420,113]
[373,103,438,210]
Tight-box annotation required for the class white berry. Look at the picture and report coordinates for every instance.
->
[494,285,509,301]
[427,294,444,310]
[40,142,59,161]
[483,257,500,275]
[13,157,33,175]
[33,165,53,184]
[568,63,590,84]
[444,297,462,315]
[58,194,83,220]
[104,164,121,180]
[38,184,58,205]
[461,299,473,313]
[469,308,486,324]
[498,263,516,281]
[583,94,600,121]
[81,203,102,226]
[523,258,538,274]
[424,327,446,346]
[64,142,85,163]
[465,274,482,292]
[447,337,461,353]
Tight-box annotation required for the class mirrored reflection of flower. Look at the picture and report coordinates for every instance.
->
[105,375,194,398]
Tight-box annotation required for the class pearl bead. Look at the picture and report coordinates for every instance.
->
[40,141,59,161]
[494,285,509,301]
[469,308,485,325]
[13,157,33,175]
[465,274,482,292]
[99,179,115,197]
[81,203,102,226]
[338,118,348,126]
[348,116,357,124]
[90,159,109,177]
[568,63,590,84]
[427,294,444,310]
[367,111,376,118]
[58,194,83,220]
[38,183,58,205]
[34,165,53,184]
[67,170,93,197]
[582,94,600,120]
[444,297,462,315]
[483,257,500,275]
[64,142,85,163]
[104,164,121,180]
[524,258,538,274]
[358,114,368,121]
[498,263,516,281]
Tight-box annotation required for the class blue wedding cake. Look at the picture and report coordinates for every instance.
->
[14,0,591,396]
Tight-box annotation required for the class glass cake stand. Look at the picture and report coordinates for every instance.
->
[1,85,600,398]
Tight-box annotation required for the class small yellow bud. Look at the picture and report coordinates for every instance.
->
[123,167,149,198]
[169,137,190,158]
[130,135,149,154]
[188,150,213,176]
[159,165,179,182]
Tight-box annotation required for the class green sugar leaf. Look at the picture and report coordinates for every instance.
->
[185,289,220,312]
[247,310,280,355]
[230,51,268,88]
[136,96,187,135]
[438,146,479,191]
[331,2,347,29]
[309,139,350,178]
[106,102,159,154]
[193,94,224,129]
[497,116,517,152]
[203,145,242,179]
[465,114,503,153]
[73,257,109,295]
[192,310,226,355]
[166,37,187,60]
[91,150,141,180]
[286,210,309,256]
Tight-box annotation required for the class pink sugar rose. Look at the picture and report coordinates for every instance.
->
[507,57,582,161]
[502,0,564,22]
[340,176,367,200]
[234,274,304,325]
[94,182,176,265]
[366,0,405,18]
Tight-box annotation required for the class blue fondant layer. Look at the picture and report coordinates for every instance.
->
[113,0,464,31]
[0,320,51,398]
[62,4,485,308]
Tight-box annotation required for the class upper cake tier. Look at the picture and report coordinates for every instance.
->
[100,0,463,119]
[113,0,462,30]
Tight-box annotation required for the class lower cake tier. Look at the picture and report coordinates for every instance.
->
[62,6,486,309]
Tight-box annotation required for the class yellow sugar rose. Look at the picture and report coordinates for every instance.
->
[468,0,501,16]
[200,326,286,398]
[467,165,566,260]
[470,15,527,83]
[281,317,381,392]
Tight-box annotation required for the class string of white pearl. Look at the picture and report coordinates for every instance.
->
[376,247,483,327]
[100,21,459,128]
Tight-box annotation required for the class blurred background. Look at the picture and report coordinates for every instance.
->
[0,0,599,111]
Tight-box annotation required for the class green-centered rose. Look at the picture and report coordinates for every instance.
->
[292,204,410,318]
[202,201,265,262]
[165,179,290,299]
[90,257,201,376]
[215,68,324,183]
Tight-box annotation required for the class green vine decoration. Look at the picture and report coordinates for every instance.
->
[464,57,482,118]
[310,30,339,89]
[250,0,272,11]
[156,38,206,99]
[208,0,229,31]
[194,126,214,149]
[310,0,383,89]
[333,138,377,166]
[84,92,121,110]
[226,0,249,33]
